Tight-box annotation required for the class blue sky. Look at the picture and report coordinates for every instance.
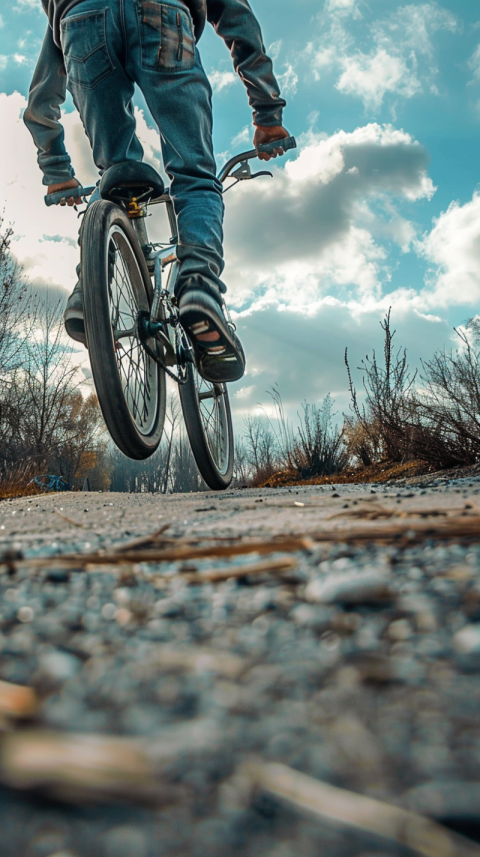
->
[2,0,480,418]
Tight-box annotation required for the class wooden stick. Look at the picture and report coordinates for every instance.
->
[110,524,171,553]
[0,719,219,804]
[54,509,88,529]
[242,760,480,857]
[19,536,314,569]
[310,514,480,544]
[186,556,298,584]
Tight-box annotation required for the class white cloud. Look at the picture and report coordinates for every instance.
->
[277,63,299,96]
[223,123,434,307]
[419,192,480,308]
[337,49,419,112]
[13,0,40,9]
[208,69,237,94]
[306,2,458,112]
[231,125,251,150]
[468,44,480,84]
[326,0,360,16]
[216,120,447,413]
[268,40,282,62]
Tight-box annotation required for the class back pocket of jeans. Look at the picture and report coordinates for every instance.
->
[139,1,195,72]
[61,9,114,90]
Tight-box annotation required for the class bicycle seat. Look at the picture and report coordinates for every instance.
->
[99,161,165,203]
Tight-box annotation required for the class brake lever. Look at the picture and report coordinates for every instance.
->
[223,161,273,193]
[230,161,252,180]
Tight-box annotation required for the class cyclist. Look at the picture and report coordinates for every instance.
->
[24,0,289,384]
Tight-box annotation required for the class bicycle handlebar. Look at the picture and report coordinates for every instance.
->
[45,136,297,207]
[218,135,297,183]
[44,185,96,207]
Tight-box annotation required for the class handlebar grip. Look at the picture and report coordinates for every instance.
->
[44,185,96,207]
[257,135,297,156]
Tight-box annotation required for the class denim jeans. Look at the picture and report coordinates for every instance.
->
[61,0,225,303]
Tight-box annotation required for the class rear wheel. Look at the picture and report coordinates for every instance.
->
[179,362,234,490]
[81,200,166,459]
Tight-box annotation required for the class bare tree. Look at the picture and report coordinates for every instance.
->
[0,285,105,491]
[162,394,182,493]
[0,217,34,375]
[232,437,250,485]
[243,414,278,483]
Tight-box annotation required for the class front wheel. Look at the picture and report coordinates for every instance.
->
[81,200,166,460]
[179,363,234,490]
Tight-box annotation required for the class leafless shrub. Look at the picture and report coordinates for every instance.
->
[240,389,347,485]
[292,396,348,478]
[345,309,417,465]
[410,327,480,467]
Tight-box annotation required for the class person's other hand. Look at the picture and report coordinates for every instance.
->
[47,178,80,206]
[254,126,290,161]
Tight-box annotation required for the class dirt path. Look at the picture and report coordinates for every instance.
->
[1,478,480,856]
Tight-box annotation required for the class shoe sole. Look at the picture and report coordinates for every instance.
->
[180,299,245,383]
[64,310,87,346]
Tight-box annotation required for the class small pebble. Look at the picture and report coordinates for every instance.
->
[101,603,116,621]
[17,606,34,623]
[453,624,480,654]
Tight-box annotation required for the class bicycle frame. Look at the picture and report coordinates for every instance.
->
[122,136,297,370]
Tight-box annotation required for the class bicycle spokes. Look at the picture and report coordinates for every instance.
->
[108,231,157,434]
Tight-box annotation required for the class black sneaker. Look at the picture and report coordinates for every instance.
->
[178,289,245,384]
[64,271,86,346]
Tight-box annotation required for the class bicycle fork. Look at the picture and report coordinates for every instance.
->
[129,199,193,370]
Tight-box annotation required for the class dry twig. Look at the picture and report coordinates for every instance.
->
[111,524,172,553]
[240,760,480,857]
[21,535,314,570]
[0,719,219,804]
[310,514,480,544]
[327,505,452,522]
[185,556,298,584]
[54,509,88,529]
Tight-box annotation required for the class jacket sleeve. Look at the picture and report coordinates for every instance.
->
[23,26,75,186]
[207,0,286,127]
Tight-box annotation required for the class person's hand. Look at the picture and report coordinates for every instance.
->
[47,178,80,206]
[254,126,290,161]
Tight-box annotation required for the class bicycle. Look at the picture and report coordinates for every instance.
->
[28,474,70,493]
[49,137,296,490]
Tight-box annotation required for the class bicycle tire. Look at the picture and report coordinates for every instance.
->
[179,362,234,490]
[81,200,166,460]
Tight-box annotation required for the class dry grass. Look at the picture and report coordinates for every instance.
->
[260,459,433,488]
[0,465,43,501]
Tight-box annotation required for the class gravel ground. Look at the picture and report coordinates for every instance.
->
[1,478,480,856]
